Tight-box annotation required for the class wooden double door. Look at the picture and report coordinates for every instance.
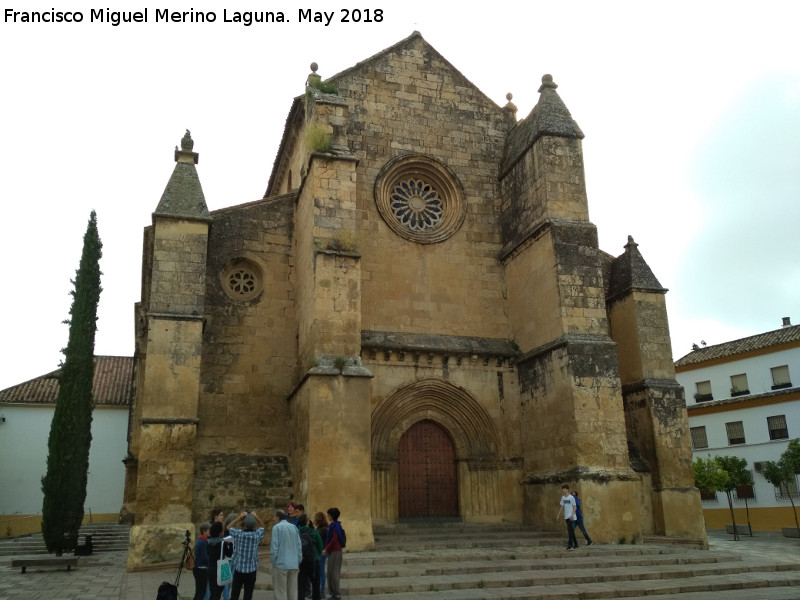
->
[398,419,459,518]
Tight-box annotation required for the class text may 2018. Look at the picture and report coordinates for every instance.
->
[3,8,385,27]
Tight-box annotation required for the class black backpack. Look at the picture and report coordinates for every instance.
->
[156,582,178,600]
[300,529,315,565]
[338,525,346,549]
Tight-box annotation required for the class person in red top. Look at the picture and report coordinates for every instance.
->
[320,508,344,600]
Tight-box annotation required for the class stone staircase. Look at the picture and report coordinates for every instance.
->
[0,522,130,556]
[256,524,800,599]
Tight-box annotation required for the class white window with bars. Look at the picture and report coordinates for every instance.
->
[733,472,755,503]
[695,380,713,402]
[775,475,799,500]
[767,414,789,440]
[726,421,746,445]
[730,373,749,396]
[690,426,709,449]
[771,365,792,389]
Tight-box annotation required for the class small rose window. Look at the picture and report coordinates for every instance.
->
[221,259,263,301]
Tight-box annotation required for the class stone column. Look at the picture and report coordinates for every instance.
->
[127,133,211,569]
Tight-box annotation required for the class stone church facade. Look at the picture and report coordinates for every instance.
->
[123,32,705,568]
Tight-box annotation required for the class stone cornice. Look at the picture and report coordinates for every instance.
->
[516,333,616,365]
[521,465,638,486]
[621,378,683,396]
[146,312,204,322]
[361,330,519,365]
[500,218,596,263]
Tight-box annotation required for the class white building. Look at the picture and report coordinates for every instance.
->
[0,356,133,537]
[675,318,800,531]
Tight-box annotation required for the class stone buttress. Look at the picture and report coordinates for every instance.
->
[288,70,375,549]
[501,76,642,542]
[607,236,706,541]
[127,131,210,569]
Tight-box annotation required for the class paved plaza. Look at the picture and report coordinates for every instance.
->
[0,530,797,600]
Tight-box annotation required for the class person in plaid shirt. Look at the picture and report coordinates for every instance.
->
[227,511,265,600]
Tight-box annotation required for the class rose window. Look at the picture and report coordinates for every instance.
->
[220,258,263,302]
[389,179,443,231]
[228,268,256,295]
[375,155,465,244]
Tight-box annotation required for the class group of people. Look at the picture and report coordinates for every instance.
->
[555,484,593,550]
[191,508,264,600]
[191,503,344,600]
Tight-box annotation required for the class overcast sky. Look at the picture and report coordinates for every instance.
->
[1,1,798,390]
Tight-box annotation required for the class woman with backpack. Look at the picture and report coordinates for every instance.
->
[297,514,322,600]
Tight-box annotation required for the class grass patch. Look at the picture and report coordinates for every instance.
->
[306,123,332,153]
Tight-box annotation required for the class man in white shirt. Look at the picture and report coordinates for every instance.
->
[555,484,579,550]
[270,510,302,600]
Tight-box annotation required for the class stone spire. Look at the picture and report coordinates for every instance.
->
[607,235,667,301]
[500,74,584,175]
[525,74,584,141]
[154,130,210,220]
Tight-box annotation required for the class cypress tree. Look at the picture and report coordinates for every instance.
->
[41,210,103,555]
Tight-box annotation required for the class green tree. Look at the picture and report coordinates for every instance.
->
[762,439,800,533]
[715,455,752,540]
[693,455,729,498]
[41,211,103,555]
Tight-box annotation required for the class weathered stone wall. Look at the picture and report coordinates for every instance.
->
[195,196,296,464]
[293,374,374,549]
[505,223,607,352]
[134,423,197,524]
[500,136,589,253]
[518,340,630,474]
[148,219,208,315]
[609,288,704,538]
[505,235,561,350]
[294,154,361,368]
[609,292,676,384]
[623,384,694,489]
[327,35,512,340]
[191,453,293,522]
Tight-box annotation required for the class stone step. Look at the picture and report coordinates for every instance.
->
[338,558,800,596]
[373,537,567,551]
[641,534,707,549]
[256,526,799,598]
[0,522,130,556]
[337,570,800,600]
[620,584,800,600]
[339,551,733,580]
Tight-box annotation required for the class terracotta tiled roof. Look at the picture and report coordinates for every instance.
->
[675,325,800,368]
[0,356,134,407]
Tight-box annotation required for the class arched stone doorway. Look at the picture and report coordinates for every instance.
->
[398,419,459,518]
[371,378,503,523]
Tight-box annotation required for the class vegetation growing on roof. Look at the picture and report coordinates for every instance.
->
[308,78,340,95]
[305,123,332,153]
